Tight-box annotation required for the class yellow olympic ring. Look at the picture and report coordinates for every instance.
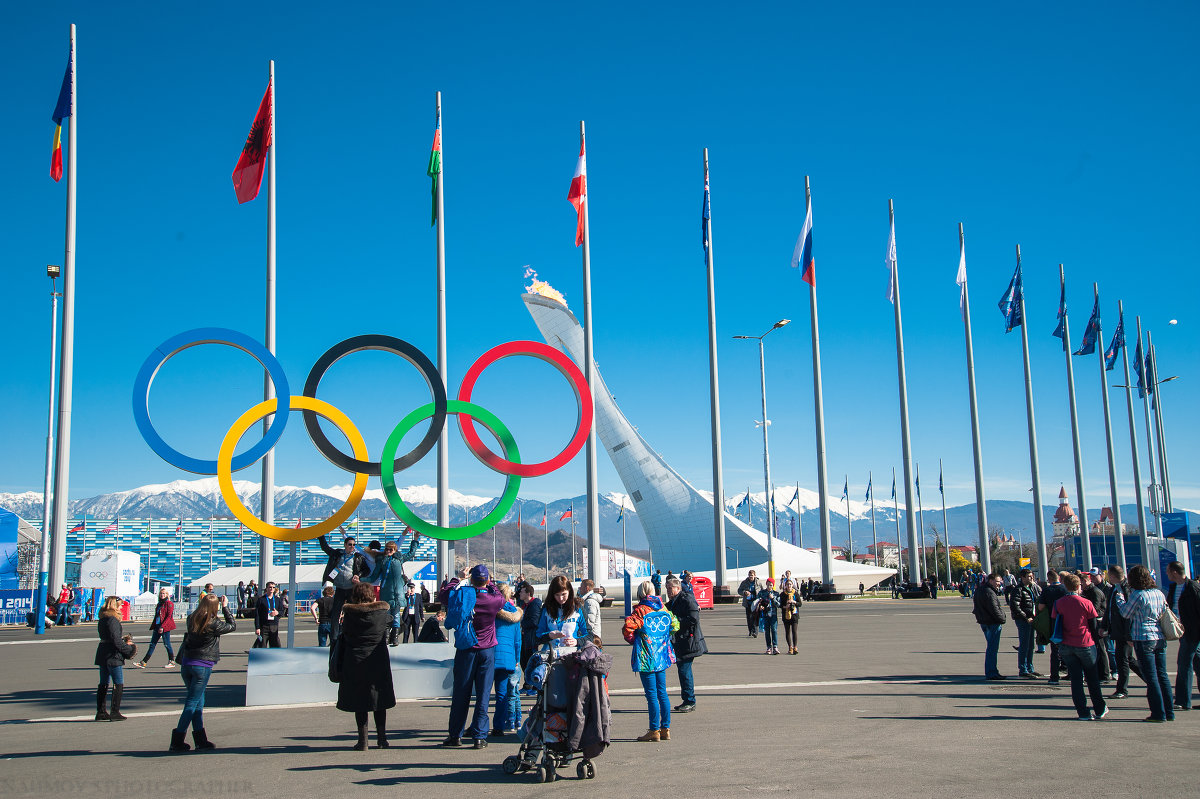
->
[217,395,368,542]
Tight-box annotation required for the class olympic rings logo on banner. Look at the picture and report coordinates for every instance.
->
[132,328,593,543]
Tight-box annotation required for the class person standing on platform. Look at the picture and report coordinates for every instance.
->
[168,593,236,751]
[738,570,764,637]
[372,534,421,645]
[1165,561,1200,711]
[972,572,1007,681]
[134,587,177,669]
[255,582,283,648]
[336,582,395,750]
[311,585,335,647]
[400,583,424,644]
[665,576,706,713]
[319,533,372,640]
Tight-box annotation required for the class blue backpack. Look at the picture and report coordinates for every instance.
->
[445,585,478,649]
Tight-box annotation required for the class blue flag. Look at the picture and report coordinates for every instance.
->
[1134,335,1147,398]
[865,478,872,503]
[616,502,624,524]
[841,478,848,502]
[1052,280,1067,350]
[938,467,944,496]
[997,258,1023,332]
[915,467,922,502]
[1103,311,1125,371]
[1074,296,1101,356]
[735,493,749,512]
[789,487,800,507]
[890,475,896,501]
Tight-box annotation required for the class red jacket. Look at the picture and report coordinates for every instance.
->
[151,599,176,633]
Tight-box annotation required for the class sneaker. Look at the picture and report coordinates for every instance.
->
[132,662,147,669]
[1143,716,1166,723]
[164,662,176,669]
[1095,706,1109,720]
[1046,680,1061,686]
[439,736,461,747]
[472,738,488,749]
[674,702,696,713]
[985,674,1007,681]
[1021,673,1039,680]
[1076,714,1093,721]
[1029,672,1046,678]
[1173,704,1191,711]
[1109,692,1127,699]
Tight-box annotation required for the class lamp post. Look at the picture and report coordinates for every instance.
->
[734,319,790,579]
[35,264,62,636]
[725,546,740,587]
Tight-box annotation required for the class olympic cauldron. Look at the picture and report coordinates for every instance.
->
[133,329,593,542]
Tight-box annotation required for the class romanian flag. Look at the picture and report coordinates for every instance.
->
[568,141,586,246]
[50,45,73,182]
[232,81,273,204]
[428,116,442,225]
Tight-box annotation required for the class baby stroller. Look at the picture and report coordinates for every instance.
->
[502,640,611,782]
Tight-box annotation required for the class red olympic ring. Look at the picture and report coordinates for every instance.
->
[456,341,593,477]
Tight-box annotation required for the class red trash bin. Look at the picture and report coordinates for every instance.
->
[691,576,714,609]
[120,600,131,621]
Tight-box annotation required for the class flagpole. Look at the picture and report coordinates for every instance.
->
[844,476,852,564]
[1117,301,1150,570]
[517,502,523,578]
[576,121,602,586]
[1135,318,1159,529]
[48,23,77,599]
[258,60,276,592]
[1012,246,1048,580]
[434,92,451,582]
[545,503,550,581]
[888,201,920,584]
[703,150,728,594]
[805,178,834,588]
[1147,334,1172,512]
[958,224,991,574]
[795,481,803,549]
[939,459,951,586]
[1092,285,1125,571]
[916,463,927,581]
[868,472,878,583]
[36,272,56,636]
[1057,265,1092,570]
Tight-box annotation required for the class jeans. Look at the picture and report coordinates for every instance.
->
[449,646,496,739]
[1060,644,1107,719]
[980,624,1002,677]
[1048,643,1062,681]
[492,667,522,731]
[1133,639,1174,720]
[175,663,212,732]
[317,623,331,647]
[1014,618,1034,675]
[56,604,72,625]
[639,669,671,730]
[1175,636,1200,709]
[762,617,778,649]
[142,630,174,664]
[676,660,695,704]
[98,662,124,686]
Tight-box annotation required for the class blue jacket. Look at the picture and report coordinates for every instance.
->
[371,536,420,602]
[494,600,521,671]
[535,605,589,652]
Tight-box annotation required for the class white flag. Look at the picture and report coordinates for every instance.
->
[955,237,968,318]
[885,218,898,304]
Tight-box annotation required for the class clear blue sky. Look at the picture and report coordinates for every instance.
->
[3,2,1196,517]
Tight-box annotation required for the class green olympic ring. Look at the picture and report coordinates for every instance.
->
[380,399,521,541]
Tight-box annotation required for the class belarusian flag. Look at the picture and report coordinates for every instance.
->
[428,120,442,226]
[568,141,586,246]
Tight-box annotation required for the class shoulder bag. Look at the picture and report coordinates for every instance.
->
[1159,606,1184,642]
[328,634,346,683]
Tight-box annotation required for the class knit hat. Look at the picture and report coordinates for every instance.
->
[470,564,489,585]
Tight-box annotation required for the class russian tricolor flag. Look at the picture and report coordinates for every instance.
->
[791,205,814,285]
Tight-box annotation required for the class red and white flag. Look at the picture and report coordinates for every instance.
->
[567,141,586,246]
[540,511,546,527]
[294,517,303,530]
[559,508,573,521]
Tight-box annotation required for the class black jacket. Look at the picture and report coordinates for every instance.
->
[94,615,136,668]
[1168,579,1200,639]
[417,616,447,643]
[176,608,236,664]
[666,590,708,662]
[256,594,284,628]
[1081,584,1107,622]
[319,535,372,587]
[335,601,396,713]
[972,584,1006,625]
[1007,583,1038,622]
[1104,583,1132,640]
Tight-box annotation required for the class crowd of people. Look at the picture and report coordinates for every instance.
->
[971,561,1199,722]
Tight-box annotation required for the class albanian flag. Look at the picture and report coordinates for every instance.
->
[232,82,273,204]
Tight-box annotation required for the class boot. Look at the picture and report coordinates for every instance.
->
[388,628,400,647]
[95,684,110,721]
[659,728,670,741]
[376,729,390,748]
[636,729,660,742]
[353,723,369,750]
[109,685,127,721]
[169,729,191,752]
[192,728,215,750]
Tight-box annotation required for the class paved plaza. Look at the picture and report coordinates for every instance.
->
[1,597,1195,797]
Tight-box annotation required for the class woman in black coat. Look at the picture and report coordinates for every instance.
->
[665,577,707,712]
[94,596,137,721]
[336,582,396,750]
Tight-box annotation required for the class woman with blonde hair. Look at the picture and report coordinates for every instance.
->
[94,596,136,721]
[623,580,679,742]
[169,593,236,751]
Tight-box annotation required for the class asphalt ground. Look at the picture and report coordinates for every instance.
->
[1,596,1196,798]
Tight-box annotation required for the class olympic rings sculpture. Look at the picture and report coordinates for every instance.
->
[133,328,594,543]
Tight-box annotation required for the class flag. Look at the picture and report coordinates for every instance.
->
[885,217,898,303]
[70,522,84,533]
[540,510,547,527]
[568,141,587,246]
[559,508,573,521]
[232,81,273,204]
[841,478,848,502]
[1074,295,1100,356]
[890,474,896,501]
[791,203,815,285]
[175,522,182,534]
[915,468,922,502]
[616,501,624,524]
[865,477,872,503]
[1103,311,1125,371]
[1145,346,1157,408]
[427,114,442,225]
[1052,279,1067,350]
[50,44,73,182]
[1134,334,1147,398]
[955,236,967,317]
[938,467,944,496]
[294,518,303,529]
[789,487,800,508]
[997,258,1023,332]
[702,161,711,257]
[100,521,117,534]
[735,493,749,512]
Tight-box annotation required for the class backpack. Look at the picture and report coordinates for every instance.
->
[445,585,478,650]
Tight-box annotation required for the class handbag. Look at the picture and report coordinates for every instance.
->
[328,633,346,683]
[1159,607,1184,642]
[1049,613,1064,645]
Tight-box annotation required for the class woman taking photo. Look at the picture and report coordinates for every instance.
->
[94,596,137,722]
[134,587,177,669]
[169,593,236,751]
[622,580,679,742]
[1112,564,1174,721]
[335,581,396,750]
[535,575,588,654]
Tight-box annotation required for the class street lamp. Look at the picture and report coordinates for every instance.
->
[734,319,790,579]
[35,265,62,636]
[725,546,740,585]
